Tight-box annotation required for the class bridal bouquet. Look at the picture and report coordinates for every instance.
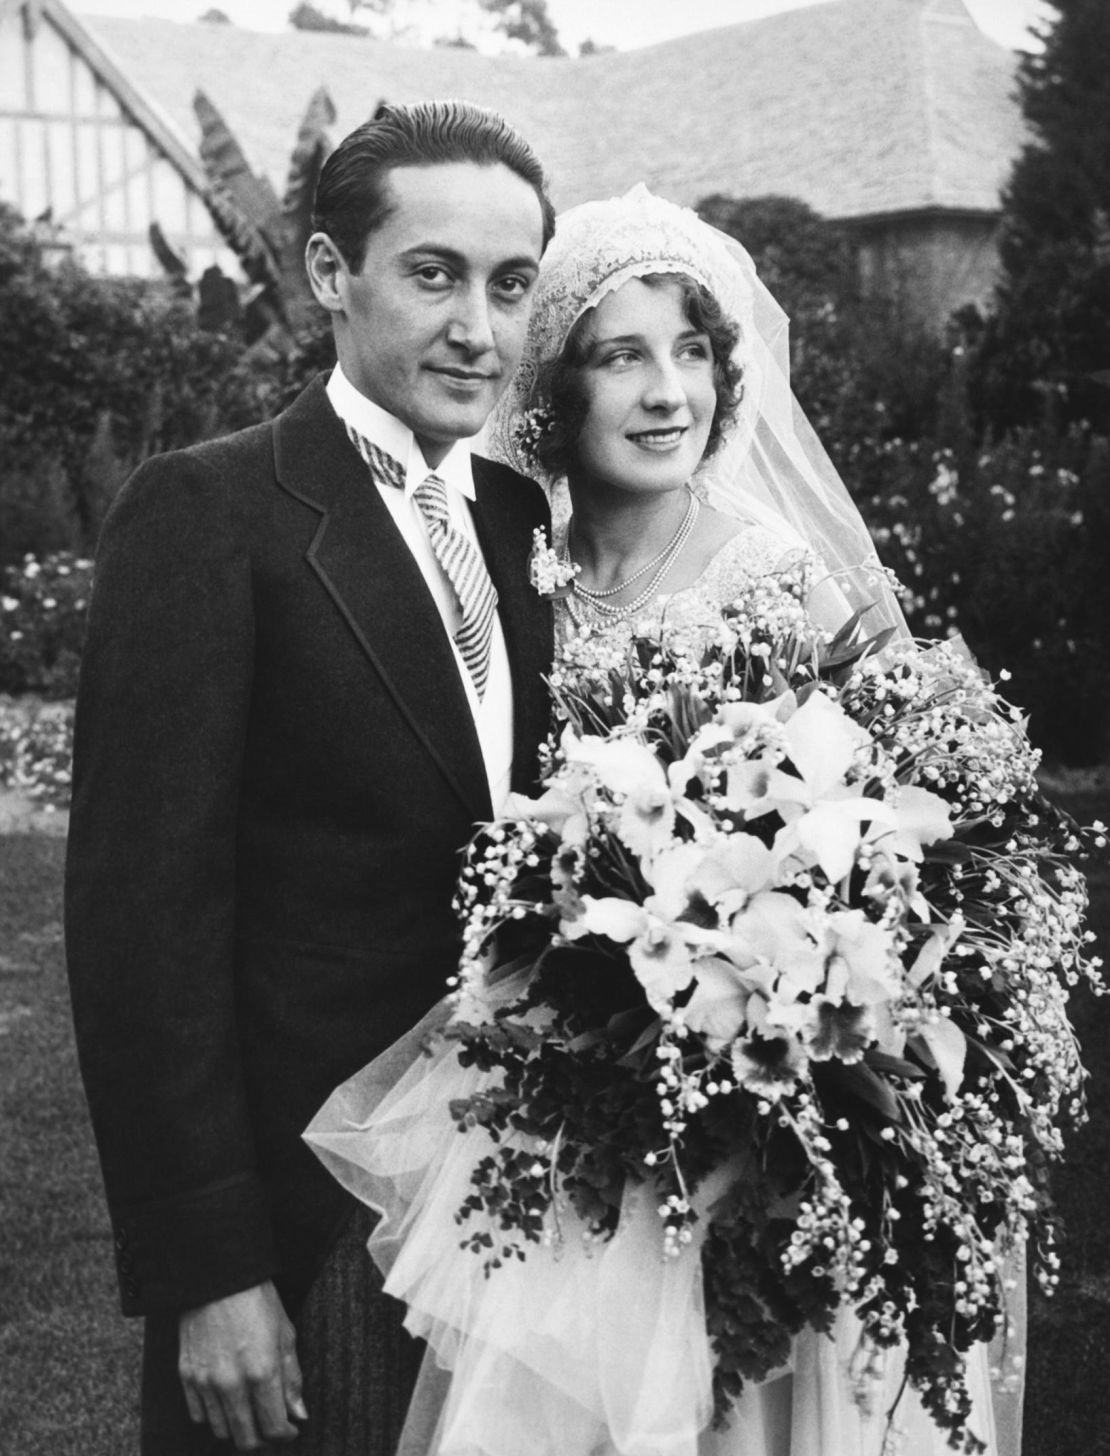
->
[446,561,1103,1453]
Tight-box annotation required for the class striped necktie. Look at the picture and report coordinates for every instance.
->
[346,425,499,701]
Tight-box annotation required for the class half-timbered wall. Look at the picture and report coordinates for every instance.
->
[0,0,233,277]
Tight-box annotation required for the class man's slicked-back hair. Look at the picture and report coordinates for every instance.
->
[312,99,556,272]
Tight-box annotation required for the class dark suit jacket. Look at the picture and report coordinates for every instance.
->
[64,375,553,1318]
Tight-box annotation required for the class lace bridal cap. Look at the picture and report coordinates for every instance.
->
[487,184,909,638]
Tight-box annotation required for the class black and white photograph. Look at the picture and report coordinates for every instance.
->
[1,1,1107,1453]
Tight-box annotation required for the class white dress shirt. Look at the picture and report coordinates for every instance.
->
[326,365,514,814]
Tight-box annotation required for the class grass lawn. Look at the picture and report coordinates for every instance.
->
[1021,783,1110,1456]
[0,834,142,1454]
[1,790,1108,1455]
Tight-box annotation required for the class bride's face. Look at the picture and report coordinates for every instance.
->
[570,277,717,500]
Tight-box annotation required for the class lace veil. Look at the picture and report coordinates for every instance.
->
[486,184,908,638]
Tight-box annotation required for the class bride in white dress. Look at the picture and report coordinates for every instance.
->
[306,187,1024,1456]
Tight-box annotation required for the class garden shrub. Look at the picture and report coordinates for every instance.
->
[859,426,1110,764]
[0,695,73,806]
[0,203,295,565]
[0,552,92,698]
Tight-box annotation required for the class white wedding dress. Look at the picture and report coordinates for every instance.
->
[306,528,1024,1456]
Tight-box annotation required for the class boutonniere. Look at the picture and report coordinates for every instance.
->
[528,527,579,600]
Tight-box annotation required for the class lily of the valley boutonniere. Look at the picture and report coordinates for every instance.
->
[528,526,580,600]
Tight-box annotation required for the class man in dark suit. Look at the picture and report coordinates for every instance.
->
[64,101,554,1454]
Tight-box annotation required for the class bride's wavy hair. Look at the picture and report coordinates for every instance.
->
[313,100,556,271]
[533,273,744,482]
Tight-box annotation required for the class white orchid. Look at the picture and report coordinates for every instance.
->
[503,782,590,846]
[562,731,680,861]
[727,890,823,988]
[863,853,933,922]
[745,694,956,883]
[682,834,776,922]
[818,909,902,1008]
[865,785,954,864]
[564,894,695,1013]
[684,957,761,1049]
[780,690,872,801]
[911,1015,968,1099]
[729,992,809,1099]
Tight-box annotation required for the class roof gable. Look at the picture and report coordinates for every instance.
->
[82,0,1024,221]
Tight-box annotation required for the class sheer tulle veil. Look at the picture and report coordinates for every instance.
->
[485,183,909,640]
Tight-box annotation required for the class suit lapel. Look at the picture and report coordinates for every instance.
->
[272,379,492,823]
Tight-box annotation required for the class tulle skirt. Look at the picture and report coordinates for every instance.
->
[305,994,1022,1456]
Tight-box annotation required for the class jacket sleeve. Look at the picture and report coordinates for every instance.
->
[64,449,277,1315]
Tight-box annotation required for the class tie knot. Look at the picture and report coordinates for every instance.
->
[413,473,450,524]
[346,426,406,492]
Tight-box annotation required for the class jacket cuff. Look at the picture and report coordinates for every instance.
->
[111,1172,278,1315]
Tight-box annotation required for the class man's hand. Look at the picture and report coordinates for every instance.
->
[179,1280,307,1450]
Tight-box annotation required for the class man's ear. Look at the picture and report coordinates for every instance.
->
[305,233,348,315]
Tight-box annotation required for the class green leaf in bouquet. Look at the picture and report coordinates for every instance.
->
[816,1060,901,1122]
[449,1082,521,1135]
[564,1027,608,1054]
[767,658,794,696]
[616,1013,666,1071]
[763,1187,804,1222]
[821,606,870,655]
[920,838,975,865]
[864,1049,927,1081]
[820,626,898,672]
[962,1033,1015,1076]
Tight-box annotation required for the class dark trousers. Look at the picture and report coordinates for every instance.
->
[140,1209,424,1456]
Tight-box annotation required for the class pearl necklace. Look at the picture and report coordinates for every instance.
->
[564,488,700,625]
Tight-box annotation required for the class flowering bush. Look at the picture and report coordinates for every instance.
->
[446,565,1104,1452]
[0,552,91,698]
[0,697,73,806]
[856,426,1110,765]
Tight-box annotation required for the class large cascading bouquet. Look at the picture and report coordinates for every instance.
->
[446,559,1103,1453]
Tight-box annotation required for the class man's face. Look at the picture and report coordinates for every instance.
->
[327,162,545,466]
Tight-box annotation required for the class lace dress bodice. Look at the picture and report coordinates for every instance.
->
[553,521,791,662]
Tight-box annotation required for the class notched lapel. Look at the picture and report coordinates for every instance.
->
[272,380,492,823]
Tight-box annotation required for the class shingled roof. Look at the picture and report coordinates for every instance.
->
[85,0,1023,223]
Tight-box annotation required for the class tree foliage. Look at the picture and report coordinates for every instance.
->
[697,193,855,323]
[479,0,564,55]
[289,2,368,33]
[342,0,564,54]
[697,194,953,464]
[972,0,1110,432]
